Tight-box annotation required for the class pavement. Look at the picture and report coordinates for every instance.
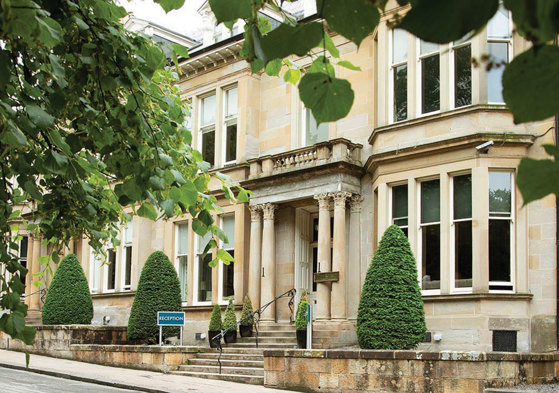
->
[0,349,290,393]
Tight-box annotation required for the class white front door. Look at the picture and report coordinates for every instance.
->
[294,208,312,308]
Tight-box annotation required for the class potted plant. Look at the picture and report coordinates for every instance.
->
[223,298,238,344]
[208,304,222,348]
[239,295,254,337]
[295,297,309,349]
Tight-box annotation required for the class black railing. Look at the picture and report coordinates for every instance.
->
[212,288,296,374]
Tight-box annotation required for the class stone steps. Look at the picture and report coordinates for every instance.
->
[237,336,296,344]
[171,370,264,385]
[196,352,263,361]
[256,330,296,337]
[178,364,264,376]
[225,342,295,349]
[188,358,264,368]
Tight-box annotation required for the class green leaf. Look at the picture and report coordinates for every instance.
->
[27,105,55,128]
[5,127,27,147]
[261,22,324,62]
[298,72,355,124]
[318,0,380,46]
[160,199,175,217]
[23,180,42,201]
[209,0,251,24]
[198,210,214,226]
[308,56,335,75]
[148,176,165,190]
[502,45,559,123]
[155,0,186,13]
[44,150,68,175]
[237,188,250,203]
[320,33,339,58]
[283,68,301,85]
[37,16,62,47]
[217,249,234,265]
[137,203,158,220]
[265,58,283,76]
[517,145,559,204]
[172,43,189,58]
[504,0,559,45]
[337,60,361,71]
[398,0,498,44]
[192,218,208,236]
[180,181,198,206]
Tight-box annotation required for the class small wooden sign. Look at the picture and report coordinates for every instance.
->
[314,271,339,283]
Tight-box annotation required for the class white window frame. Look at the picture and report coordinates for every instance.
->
[89,248,103,294]
[449,173,473,294]
[389,182,409,235]
[301,106,329,147]
[222,86,238,166]
[174,221,189,305]
[487,6,513,105]
[389,29,408,124]
[488,170,515,293]
[416,39,441,117]
[417,177,441,295]
[449,39,473,110]
[103,243,117,293]
[193,234,212,306]
[218,214,235,304]
[121,222,133,292]
[198,92,217,167]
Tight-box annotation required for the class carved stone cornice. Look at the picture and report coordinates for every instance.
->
[329,192,352,208]
[313,193,331,210]
[261,203,277,221]
[249,205,262,222]
[349,195,364,213]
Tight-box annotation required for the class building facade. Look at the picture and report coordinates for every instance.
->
[20,1,557,352]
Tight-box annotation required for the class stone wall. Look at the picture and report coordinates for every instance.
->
[263,349,559,393]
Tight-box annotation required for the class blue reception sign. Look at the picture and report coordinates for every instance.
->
[157,311,185,326]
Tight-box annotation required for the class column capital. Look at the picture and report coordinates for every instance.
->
[313,193,331,210]
[329,192,352,208]
[261,203,277,220]
[249,205,262,222]
[349,194,364,213]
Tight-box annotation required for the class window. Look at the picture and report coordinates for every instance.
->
[451,37,472,108]
[391,184,408,236]
[452,174,472,290]
[200,94,216,166]
[420,179,440,291]
[195,231,213,303]
[175,222,188,303]
[303,108,328,146]
[90,250,103,293]
[219,215,235,302]
[487,5,511,103]
[223,87,238,164]
[122,222,133,291]
[418,40,440,114]
[391,29,408,122]
[18,236,28,270]
[105,246,117,291]
[489,171,513,291]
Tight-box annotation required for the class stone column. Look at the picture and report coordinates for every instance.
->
[260,203,277,321]
[313,193,331,320]
[29,236,42,311]
[248,205,263,309]
[347,195,363,320]
[330,192,351,320]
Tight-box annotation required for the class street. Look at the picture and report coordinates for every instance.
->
[0,367,140,393]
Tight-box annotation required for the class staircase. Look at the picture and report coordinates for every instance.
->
[171,323,296,385]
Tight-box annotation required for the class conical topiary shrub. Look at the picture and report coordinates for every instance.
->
[239,294,254,337]
[223,298,237,343]
[208,304,222,348]
[357,225,426,349]
[295,297,309,348]
[42,253,93,325]
[127,251,182,344]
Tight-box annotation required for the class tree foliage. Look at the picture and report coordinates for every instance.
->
[0,0,238,344]
[357,225,426,350]
[41,254,93,325]
[127,251,182,343]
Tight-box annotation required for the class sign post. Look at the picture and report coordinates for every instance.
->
[157,311,186,346]
[306,302,312,350]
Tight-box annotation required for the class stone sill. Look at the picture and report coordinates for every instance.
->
[91,291,136,299]
[263,349,559,362]
[70,344,205,353]
[422,292,533,302]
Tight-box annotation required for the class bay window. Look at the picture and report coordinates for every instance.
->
[419,40,440,114]
[200,94,216,166]
[420,179,440,291]
[223,87,238,164]
[489,171,513,291]
[175,222,188,303]
[195,231,213,304]
[219,215,235,302]
[391,184,408,236]
[391,29,408,122]
[452,174,472,290]
[487,5,512,103]
[451,38,472,108]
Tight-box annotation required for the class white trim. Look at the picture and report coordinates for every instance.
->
[416,39,441,117]
[418,179,441,295]
[449,40,473,110]
[193,234,212,306]
[120,223,133,292]
[217,214,235,304]
[174,221,189,305]
[103,246,117,294]
[89,248,102,294]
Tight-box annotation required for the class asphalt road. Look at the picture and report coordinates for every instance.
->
[0,367,141,393]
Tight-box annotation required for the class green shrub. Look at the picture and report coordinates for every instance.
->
[294,299,309,331]
[127,251,182,343]
[240,294,254,326]
[223,298,237,331]
[357,225,426,349]
[42,253,93,325]
[208,304,223,331]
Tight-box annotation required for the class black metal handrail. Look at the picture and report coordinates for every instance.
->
[212,288,296,374]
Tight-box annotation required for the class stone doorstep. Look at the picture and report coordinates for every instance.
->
[170,370,264,385]
[178,364,264,376]
[188,358,264,368]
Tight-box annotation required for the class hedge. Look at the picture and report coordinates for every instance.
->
[42,253,93,325]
